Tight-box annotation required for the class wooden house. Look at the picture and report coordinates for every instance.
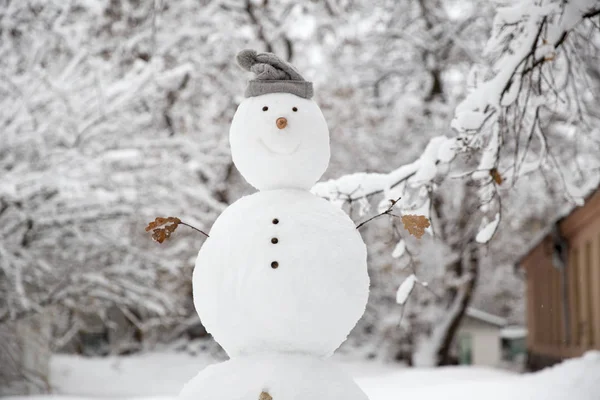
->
[519,190,600,370]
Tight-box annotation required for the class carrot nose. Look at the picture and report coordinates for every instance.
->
[276,117,287,129]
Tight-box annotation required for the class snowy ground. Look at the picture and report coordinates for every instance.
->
[8,350,600,400]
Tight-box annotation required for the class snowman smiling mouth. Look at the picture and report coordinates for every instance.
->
[258,137,302,156]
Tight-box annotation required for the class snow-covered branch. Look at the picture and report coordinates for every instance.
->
[313,136,456,222]
[453,0,600,185]
[316,0,600,244]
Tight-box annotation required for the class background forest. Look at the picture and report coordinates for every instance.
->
[1,0,599,389]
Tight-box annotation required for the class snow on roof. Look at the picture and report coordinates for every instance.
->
[465,307,507,327]
[501,326,527,339]
[515,186,600,264]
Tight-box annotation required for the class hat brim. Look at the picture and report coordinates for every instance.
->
[245,80,313,99]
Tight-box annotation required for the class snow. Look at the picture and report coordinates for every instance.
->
[312,136,454,202]
[8,350,600,400]
[396,274,416,305]
[48,351,214,397]
[411,138,442,184]
[472,127,499,180]
[363,351,600,400]
[391,239,406,259]
[230,92,330,191]
[413,306,461,367]
[501,326,527,339]
[533,44,555,62]
[180,353,368,400]
[312,167,418,202]
[452,110,486,131]
[193,189,369,358]
[466,307,507,327]
[436,138,457,163]
[475,213,500,244]
[499,76,521,107]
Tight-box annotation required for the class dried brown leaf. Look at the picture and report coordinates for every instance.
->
[151,229,166,243]
[146,216,209,243]
[401,214,430,239]
[146,216,182,244]
[259,392,272,400]
[490,168,503,185]
[145,217,181,232]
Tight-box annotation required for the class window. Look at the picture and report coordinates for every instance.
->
[458,333,473,365]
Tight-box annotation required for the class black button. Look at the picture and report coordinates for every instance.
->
[271,238,278,244]
[272,218,279,224]
[271,261,279,269]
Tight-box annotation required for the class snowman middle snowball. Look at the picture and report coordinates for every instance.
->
[193,190,369,358]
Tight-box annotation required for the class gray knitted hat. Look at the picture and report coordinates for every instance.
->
[236,49,313,99]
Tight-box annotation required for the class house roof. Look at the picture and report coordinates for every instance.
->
[465,307,507,327]
[501,326,527,339]
[515,186,600,264]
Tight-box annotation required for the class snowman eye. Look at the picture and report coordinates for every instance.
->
[262,106,268,111]
[292,107,298,112]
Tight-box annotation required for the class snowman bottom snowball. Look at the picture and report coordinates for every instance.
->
[179,353,369,400]
[193,189,370,358]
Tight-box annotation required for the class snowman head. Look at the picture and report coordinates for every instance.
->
[230,50,330,191]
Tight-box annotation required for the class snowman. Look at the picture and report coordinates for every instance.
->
[179,50,370,400]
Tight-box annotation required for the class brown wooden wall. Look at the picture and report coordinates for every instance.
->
[522,190,600,361]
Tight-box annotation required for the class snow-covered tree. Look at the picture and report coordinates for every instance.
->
[315,0,600,365]
[0,0,236,349]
